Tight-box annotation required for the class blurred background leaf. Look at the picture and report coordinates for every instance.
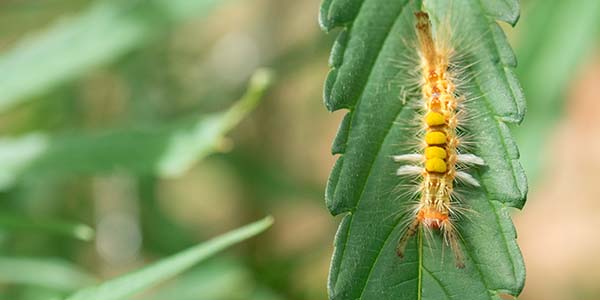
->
[65,216,272,300]
[0,213,93,241]
[514,0,600,181]
[0,0,228,111]
[141,258,274,300]
[0,69,273,189]
[0,257,96,291]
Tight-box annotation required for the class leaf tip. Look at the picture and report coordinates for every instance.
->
[248,215,275,236]
[249,68,276,92]
[73,224,95,241]
[260,215,275,228]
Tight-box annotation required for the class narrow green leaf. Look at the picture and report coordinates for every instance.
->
[65,216,273,300]
[0,213,94,241]
[0,69,273,189]
[142,259,253,300]
[321,0,527,299]
[0,0,226,112]
[0,257,96,291]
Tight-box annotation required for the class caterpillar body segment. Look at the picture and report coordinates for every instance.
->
[393,11,483,269]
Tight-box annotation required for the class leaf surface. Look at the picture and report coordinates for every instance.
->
[321,0,527,299]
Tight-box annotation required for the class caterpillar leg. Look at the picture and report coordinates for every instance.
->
[442,220,465,268]
[396,218,420,258]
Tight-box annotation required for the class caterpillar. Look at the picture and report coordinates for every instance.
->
[392,11,484,268]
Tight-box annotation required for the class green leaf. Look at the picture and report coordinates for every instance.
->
[0,0,228,112]
[321,0,527,299]
[142,259,252,300]
[142,258,284,300]
[0,213,94,241]
[0,257,96,291]
[65,216,273,300]
[0,69,273,189]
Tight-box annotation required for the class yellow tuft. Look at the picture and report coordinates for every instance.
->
[425,146,446,159]
[425,131,446,145]
[425,112,445,126]
[425,158,447,173]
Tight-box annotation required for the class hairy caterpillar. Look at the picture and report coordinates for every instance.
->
[392,11,484,268]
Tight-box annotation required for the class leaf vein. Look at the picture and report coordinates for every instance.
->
[422,266,452,300]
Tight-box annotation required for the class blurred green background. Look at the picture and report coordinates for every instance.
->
[0,0,598,299]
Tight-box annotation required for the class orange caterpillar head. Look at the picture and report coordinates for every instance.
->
[417,207,449,229]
